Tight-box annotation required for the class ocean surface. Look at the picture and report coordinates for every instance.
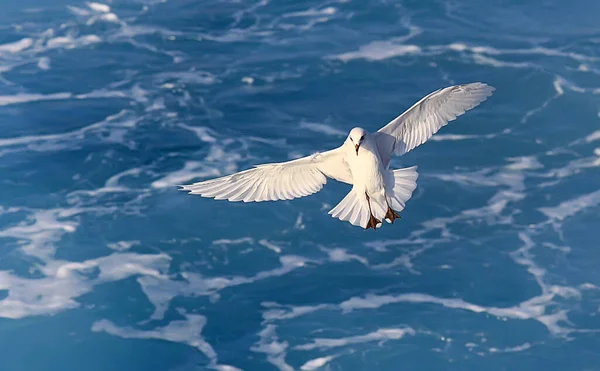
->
[1,0,600,370]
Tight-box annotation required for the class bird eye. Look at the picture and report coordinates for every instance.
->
[360,135,365,141]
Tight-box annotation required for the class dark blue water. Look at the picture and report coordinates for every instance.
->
[1,0,600,370]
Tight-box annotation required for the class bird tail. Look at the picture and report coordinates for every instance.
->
[328,188,371,228]
[328,166,418,229]
[385,166,419,215]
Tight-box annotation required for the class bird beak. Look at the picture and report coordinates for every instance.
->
[355,144,360,155]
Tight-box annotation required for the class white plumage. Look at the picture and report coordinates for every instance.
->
[181,82,495,229]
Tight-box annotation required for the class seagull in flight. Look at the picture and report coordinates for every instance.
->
[181,82,495,230]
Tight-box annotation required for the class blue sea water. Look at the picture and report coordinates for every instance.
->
[1,0,600,370]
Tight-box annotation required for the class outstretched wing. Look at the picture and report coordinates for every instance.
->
[374,82,494,167]
[180,147,352,202]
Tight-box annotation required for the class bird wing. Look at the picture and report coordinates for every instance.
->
[374,82,495,167]
[180,147,352,202]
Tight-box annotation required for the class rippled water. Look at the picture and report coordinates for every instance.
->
[1,0,600,370]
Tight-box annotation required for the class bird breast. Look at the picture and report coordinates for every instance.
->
[348,145,385,192]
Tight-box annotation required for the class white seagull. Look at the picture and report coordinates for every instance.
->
[181,82,494,230]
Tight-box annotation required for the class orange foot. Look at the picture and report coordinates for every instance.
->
[385,206,401,223]
[365,214,381,230]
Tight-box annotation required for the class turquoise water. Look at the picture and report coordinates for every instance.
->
[1,0,600,370]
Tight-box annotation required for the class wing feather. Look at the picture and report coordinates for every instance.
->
[375,82,494,167]
[180,147,353,202]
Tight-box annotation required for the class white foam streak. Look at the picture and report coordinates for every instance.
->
[283,7,337,18]
[469,45,598,62]
[522,75,591,123]
[429,134,485,141]
[335,42,421,62]
[179,123,217,143]
[251,325,294,371]
[67,6,91,16]
[156,71,219,86]
[0,241,170,318]
[472,53,533,68]
[505,156,543,170]
[86,13,120,25]
[0,38,33,53]
[262,303,333,321]
[87,2,110,13]
[0,209,77,260]
[426,165,526,231]
[539,190,600,221]
[300,356,335,370]
[338,291,570,334]
[295,327,415,351]
[331,40,598,69]
[92,314,241,370]
[37,57,51,70]
[585,130,600,143]
[0,272,82,318]
[258,239,282,253]
[319,247,368,266]
[47,34,101,49]
[0,86,144,108]
[298,122,346,137]
[0,92,72,106]
[542,155,600,179]
[213,366,244,371]
[107,240,139,251]
[138,256,310,320]
[213,237,254,246]
[0,109,138,154]
[151,161,221,189]
[489,342,532,353]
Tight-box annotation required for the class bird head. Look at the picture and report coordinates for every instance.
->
[348,127,367,156]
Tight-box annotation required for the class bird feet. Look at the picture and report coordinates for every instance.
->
[366,214,381,230]
[385,206,401,223]
[365,192,382,230]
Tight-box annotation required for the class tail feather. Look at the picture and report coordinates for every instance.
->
[328,189,370,228]
[329,166,419,229]
[386,166,418,212]
[368,193,388,223]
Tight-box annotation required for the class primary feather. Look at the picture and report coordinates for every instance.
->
[375,82,494,167]
[180,148,352,202]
